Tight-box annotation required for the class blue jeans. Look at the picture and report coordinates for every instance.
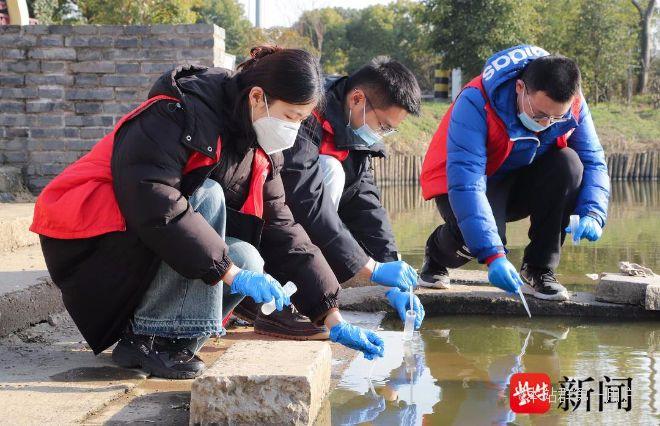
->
[132,179,264,338]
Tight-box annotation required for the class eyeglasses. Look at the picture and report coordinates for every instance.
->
[522,84,571,125]
[363,93,398,137]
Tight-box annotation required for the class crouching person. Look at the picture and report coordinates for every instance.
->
[30,46,384,379]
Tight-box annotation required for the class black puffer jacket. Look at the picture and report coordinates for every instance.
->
[280,76,399,283]
[39,66,340,354]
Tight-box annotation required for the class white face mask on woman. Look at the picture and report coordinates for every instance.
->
[252,93,301,155]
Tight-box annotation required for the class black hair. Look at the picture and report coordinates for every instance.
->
[521,55,581,103]
[232,45,324,143]
[345,56,421,116]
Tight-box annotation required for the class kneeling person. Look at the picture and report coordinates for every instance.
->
[419,45,610,300]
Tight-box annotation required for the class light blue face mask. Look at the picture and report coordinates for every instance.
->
[348,101,382,147]
[518,87,552,133]
[518,111,551,132]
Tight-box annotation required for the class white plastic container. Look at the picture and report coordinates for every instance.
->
[569,214,580,245]
[261,281,297,315]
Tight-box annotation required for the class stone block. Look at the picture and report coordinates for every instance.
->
[28,47,76,60]
[595,273,660,305]
[645,285,660,311]
[0,166,23,193]
[70,61,115,73]
[65,88,114,101]
[190,341,332,426]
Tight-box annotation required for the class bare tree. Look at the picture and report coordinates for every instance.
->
[631,0,657,93]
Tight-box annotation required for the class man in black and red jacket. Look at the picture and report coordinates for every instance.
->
[249,57,426,338]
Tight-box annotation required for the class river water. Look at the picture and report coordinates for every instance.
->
[328,182,659,425]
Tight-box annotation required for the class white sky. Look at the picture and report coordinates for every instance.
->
[237,0,397,28]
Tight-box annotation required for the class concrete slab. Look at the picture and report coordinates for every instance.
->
[595,273,660,305]
[88,312,385,425]
[645,285,660,311]
[339,284,660,319]
[0,312,147,425]
[0,244,64,337]
[0,266,384,426]
[190,340,332,425]
[0,202,38,252]
[342,268,489,288]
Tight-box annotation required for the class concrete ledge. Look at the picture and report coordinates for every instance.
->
[0,274,63,337]
[0,203,38,252]
[0,166,24,197]
[595,273,660,306]
[342,268,490,288]
[339,284,660,319]
[190,340,332,425]
[645,285,660,311]
[0,244,63,337]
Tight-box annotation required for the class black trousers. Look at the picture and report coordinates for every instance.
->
[425,147,584,270]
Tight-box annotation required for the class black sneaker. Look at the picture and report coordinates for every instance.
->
[520,264,569,301]
[418,256,451,289]
[112,330,207,379]
[254,306,329,340]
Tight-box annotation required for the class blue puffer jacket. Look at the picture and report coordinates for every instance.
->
[446,45,610,262]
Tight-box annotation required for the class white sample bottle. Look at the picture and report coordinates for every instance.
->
[261,281,297,315]
[569,215,580,245]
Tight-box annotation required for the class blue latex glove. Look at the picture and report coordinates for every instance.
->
[487,257,523,294]
[329,322,385,360]
[388,353,426,389]
[565,215,602,242]
[371,260,418,291]
[385,288,425,330]
[230,270,290,311]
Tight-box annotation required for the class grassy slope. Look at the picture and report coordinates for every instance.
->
[389,99,660,156]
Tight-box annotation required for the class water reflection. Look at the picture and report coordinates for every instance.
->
[329,317,660,424]
[382,182,660,290]
[331,332,441,425]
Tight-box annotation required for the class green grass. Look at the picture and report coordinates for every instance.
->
[388,98,660,156]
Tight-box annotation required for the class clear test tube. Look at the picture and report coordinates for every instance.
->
[403,310,416,341]
[569,215,580,246]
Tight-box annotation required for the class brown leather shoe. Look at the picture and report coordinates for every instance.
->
[254,306,329,340]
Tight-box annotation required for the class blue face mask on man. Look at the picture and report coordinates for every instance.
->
[517,87,553,133]
[518,109,551,133]
[348,100,383,147]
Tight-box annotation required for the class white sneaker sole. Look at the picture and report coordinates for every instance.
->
[521,283,569,301]
[418,278,451,290]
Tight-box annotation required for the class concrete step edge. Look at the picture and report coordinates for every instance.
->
[0,274,64,337]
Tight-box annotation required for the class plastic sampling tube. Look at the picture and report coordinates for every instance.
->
[403,285,416,340]
[569,214,580,245]
[517,287,532,318]
[261,281,297,315]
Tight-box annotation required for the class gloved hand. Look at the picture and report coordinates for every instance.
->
[371,260,418,291]
[565,215,602,242]
[329,322,385,360]
[487,257,523,294]
[230,270,290,311]
[386,288,425,330]
[388,353,426,389]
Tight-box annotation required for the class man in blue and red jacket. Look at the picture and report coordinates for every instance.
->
[419,45,610,300]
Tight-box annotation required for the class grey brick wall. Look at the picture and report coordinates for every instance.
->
[0,24,226,192]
